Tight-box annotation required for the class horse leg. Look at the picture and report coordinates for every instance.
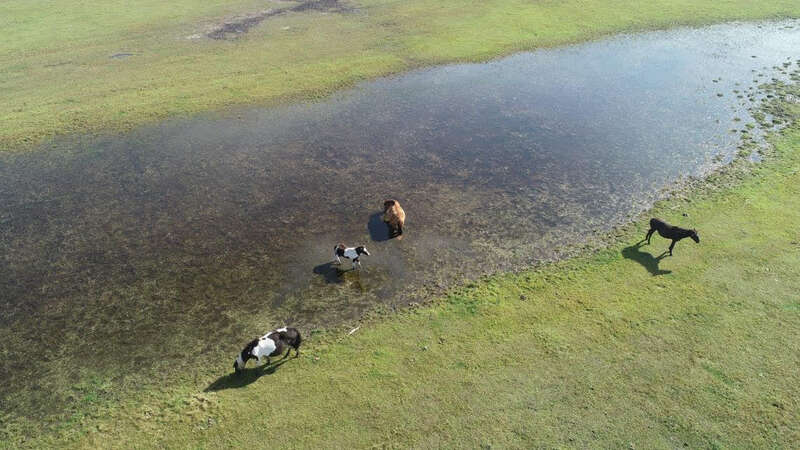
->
[645,228,655,244]
[668,240,676,256]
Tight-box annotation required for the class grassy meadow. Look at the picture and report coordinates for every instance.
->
[2,0,800,151]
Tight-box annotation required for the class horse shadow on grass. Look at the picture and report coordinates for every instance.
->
[622,241,671,276]
[204,358,291,392]
[312,261,350,284]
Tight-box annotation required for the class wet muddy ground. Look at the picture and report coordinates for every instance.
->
[1,21,799,424]
[206,0,350,40]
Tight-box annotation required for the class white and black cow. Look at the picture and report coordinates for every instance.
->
[333,243,370,269]
[233,327,302,373]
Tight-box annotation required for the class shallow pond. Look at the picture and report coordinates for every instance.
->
[1,21,799,421]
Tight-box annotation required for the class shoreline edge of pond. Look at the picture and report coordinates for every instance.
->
[2,0,800,152]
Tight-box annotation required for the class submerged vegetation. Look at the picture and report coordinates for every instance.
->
[2,0,800,151]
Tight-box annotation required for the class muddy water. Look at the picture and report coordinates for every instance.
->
[1,21,799,421]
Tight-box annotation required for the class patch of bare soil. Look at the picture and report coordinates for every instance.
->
[206,0,349,40]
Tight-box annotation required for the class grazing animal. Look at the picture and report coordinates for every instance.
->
[645,218,699,256]
[334,243,370,269]
[383,199,406,237]
[233,327,302,373]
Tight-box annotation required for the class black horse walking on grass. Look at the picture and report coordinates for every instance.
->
[645,218,699,256]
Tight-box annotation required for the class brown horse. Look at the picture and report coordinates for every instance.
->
[383,199,406,237]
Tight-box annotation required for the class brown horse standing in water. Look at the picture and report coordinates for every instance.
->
[383,199,406,237]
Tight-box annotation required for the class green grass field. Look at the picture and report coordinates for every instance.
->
[2,0,800,151]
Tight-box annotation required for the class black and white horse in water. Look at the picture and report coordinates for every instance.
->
[234,327,302,373]
[645,218,700,256]
[333,243,370,269]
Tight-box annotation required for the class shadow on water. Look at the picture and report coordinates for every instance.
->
[313,261,349,283]
[204,358,292,392]
[368,212,391,242]
[622,242,671,276]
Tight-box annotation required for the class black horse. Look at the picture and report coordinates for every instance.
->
[645,218,699,256]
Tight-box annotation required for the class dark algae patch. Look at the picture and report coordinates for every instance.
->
[1,22,799,439]
[206,0,350,40]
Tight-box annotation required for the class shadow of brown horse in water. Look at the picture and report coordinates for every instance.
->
[622,242,671,276]
[367,212,391,242]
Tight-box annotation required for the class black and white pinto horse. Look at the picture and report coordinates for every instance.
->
[234,327,302,373]
[645,218,700,256]
[333,243,370,269]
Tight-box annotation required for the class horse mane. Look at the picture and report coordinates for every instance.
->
[240,338,259,361]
